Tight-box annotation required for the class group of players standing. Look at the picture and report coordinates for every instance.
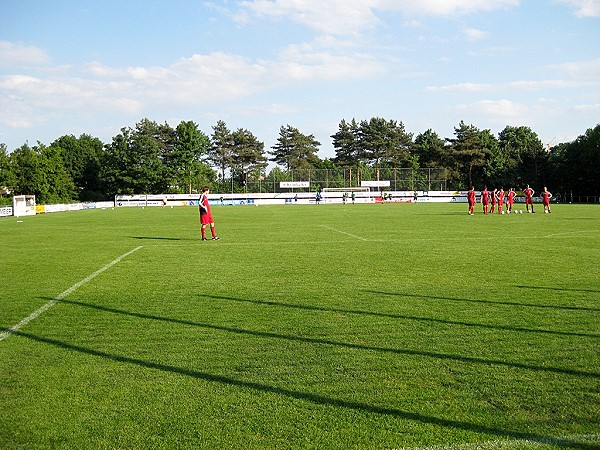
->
[467,184,553,215]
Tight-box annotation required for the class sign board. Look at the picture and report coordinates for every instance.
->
[361,180,391,188]
[280,181,310,188]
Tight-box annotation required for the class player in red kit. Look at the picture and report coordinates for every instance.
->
[496,188,505,214]
[490,188,497,213]
[507,188,516,213]
[542,187,552,213]
[480,186,490,214]
[467,187,476,215]
[199,186,219,241]
[524,184,535,213]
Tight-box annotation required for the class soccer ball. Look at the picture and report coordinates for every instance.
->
[519,210,523,214]
[501,211,505,215]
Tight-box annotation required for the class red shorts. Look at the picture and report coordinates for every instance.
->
[200,212,214,225]
[525,197,533,205]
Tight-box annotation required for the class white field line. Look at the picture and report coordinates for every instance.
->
[543,229,600,238]
[142,236,498,249]
[129,229,598,249]
[320,225,368,241]
[399,434,600,450]
[0,246,143,342]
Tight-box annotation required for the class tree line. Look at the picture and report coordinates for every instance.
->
[0,117,598,204]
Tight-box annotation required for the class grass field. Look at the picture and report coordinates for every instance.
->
[1,202,599,449]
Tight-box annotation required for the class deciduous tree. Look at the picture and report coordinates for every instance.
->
[171,121,211,193]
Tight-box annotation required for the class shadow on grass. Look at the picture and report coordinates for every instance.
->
[416,212,466,216]
[7,328,598,450]
[203,293,599,340]
[131,236,184,241]
[369,290,600,313]
[515,285,600,294]
[47,298,600,378]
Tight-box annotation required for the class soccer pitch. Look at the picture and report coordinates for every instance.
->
[1,203,599,449]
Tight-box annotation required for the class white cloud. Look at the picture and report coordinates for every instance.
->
[549,58,600,80]
[0,42,386,131]
[463,27,489,40]
[85,61,124,77]
[0,41,50,66]
[450,98,551,132]
[556,0,600,17]
[427,82,492,92]
[238,0,520,35]
[427,58,600,95]
[276,42,385,80]
[233,103,298,117]
[382,0,520,16]
[456,99,525,118]
[573,103,600,112]
[239,0,379,35]
[0,102,36,129]
[0,117,34,128]
[427,78,600,92]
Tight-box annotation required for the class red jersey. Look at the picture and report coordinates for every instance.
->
[497,190,505,204]
[542,191,552,205]
[507,190,516,204]
[481,189,490,205]
[199,193,214,224]
[467,189,476,205]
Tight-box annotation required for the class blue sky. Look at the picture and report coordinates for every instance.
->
[1,0,599,160]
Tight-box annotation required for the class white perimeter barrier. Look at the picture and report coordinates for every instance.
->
[115,191,481,207]
[0,206,12,217]
[1,192,548,217]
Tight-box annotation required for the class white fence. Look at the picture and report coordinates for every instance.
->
[0,201,115,218]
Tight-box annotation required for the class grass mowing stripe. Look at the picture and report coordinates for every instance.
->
[401,433,600,449]
[0,245,143,342]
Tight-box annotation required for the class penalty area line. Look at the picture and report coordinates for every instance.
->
[320,225,367,241]
[0,246,143,342]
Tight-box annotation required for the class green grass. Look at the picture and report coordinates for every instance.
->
[1,202,599,449]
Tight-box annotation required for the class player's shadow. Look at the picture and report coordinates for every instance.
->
[7,328,599,450]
